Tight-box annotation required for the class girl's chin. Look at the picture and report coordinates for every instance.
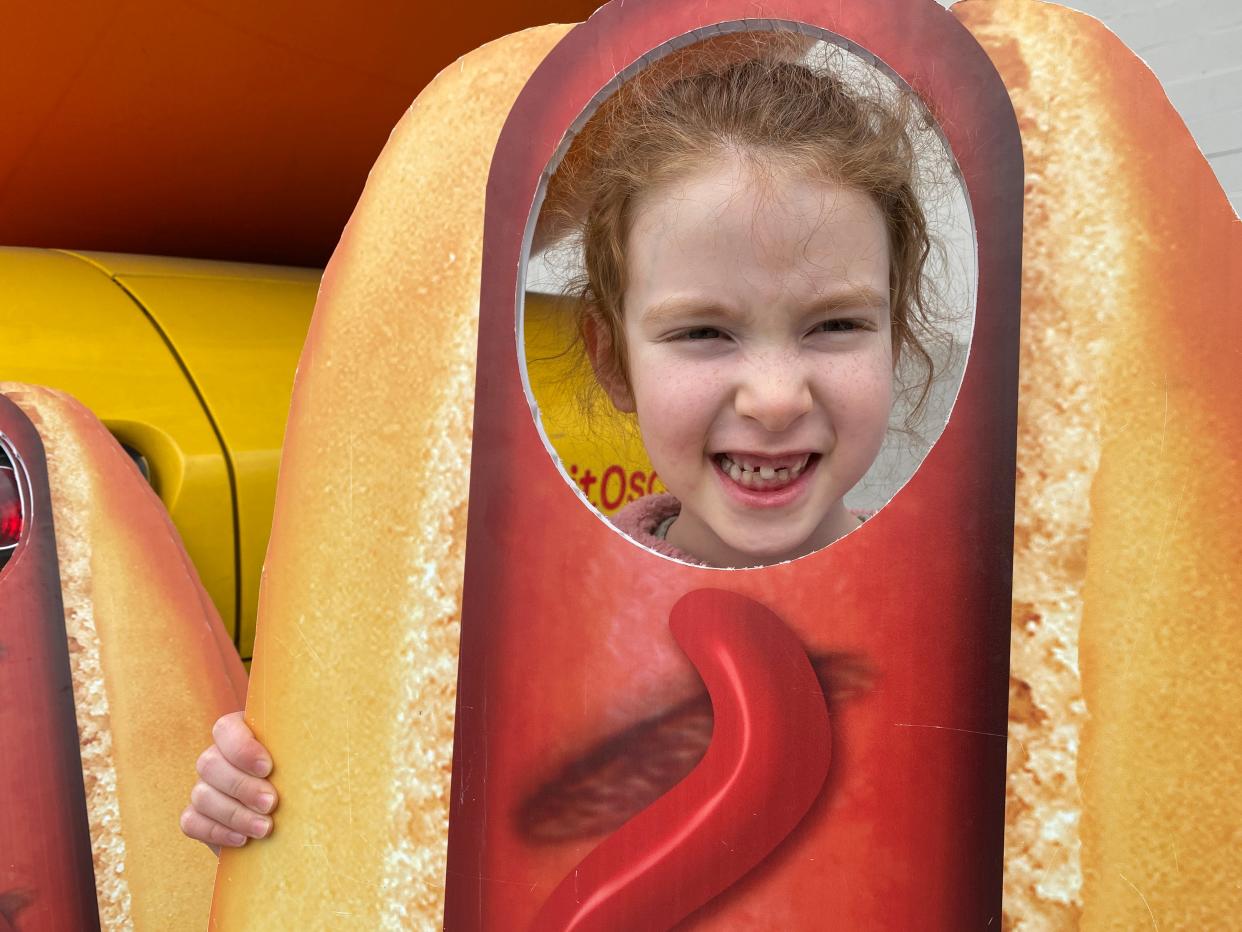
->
[704,506,861,567]
[704,523,830,567]
[665,483,858,566]
[727,540,818,567]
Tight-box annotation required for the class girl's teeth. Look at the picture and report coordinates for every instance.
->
[718,454,810,488]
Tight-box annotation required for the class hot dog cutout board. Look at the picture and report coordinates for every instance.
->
[212,0,1021,927]
[449,1,1019,928]
[213,0,1241,929]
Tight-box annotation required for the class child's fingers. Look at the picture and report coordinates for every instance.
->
[196,744,278,815]
[189,780,273,840]
[211,711,273,778]
[179,804,248,850]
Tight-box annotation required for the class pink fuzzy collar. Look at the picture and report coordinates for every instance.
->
[609,494,707,565]
[611,493,873,567]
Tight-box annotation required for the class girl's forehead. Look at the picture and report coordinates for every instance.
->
[635,152,880,232]
[637,150,840,215]
[625,155,889,292]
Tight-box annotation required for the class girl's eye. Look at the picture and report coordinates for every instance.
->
[680,327,725,341]
[811,319,864,334]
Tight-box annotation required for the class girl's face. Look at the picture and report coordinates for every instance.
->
[609,153,895,567]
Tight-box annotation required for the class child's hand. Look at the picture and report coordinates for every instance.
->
[180,711,277,855]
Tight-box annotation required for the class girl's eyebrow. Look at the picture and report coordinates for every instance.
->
[808,286,890,313]
[640,297,741,326]
[642,287,889,325]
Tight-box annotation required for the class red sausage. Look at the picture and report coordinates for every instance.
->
[532,588,832,930]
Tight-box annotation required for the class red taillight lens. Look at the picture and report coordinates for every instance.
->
[0,464,21,549]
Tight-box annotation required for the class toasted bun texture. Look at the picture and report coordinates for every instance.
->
[0,382,248,930]
[956,2,1242,928]
[208,24,574,929]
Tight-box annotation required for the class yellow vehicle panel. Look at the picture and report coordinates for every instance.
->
[523,290,664,514]
[0,247,236,633]
[75,252,320,658]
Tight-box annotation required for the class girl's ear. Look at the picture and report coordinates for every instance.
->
[583,314,636,413]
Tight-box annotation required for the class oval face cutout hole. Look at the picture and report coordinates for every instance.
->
[519,23,977,569]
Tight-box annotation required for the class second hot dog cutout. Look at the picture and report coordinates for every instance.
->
[446,0,1021,927]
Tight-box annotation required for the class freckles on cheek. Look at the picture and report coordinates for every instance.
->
[828,364,895,425]
[634,372,717,439]
[634,355,711,404]
[671,376,715,407]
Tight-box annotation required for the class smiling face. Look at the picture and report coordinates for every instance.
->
[602,152,895,567]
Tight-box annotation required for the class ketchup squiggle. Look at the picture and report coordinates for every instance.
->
[532,587,832,930]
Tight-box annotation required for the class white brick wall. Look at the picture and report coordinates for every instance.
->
[1072,0,1242,215]
[942,0,1242,215]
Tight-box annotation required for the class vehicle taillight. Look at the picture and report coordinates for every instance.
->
[1,458,22,564]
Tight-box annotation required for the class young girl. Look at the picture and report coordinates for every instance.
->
[552,41,937,567]
[181,34,939,850]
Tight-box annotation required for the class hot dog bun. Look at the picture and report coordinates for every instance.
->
[208,24,574,928]
[955,2,1242,927]
[0,382,248,929]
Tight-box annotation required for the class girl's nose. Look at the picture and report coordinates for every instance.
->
[734,362,813,432]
